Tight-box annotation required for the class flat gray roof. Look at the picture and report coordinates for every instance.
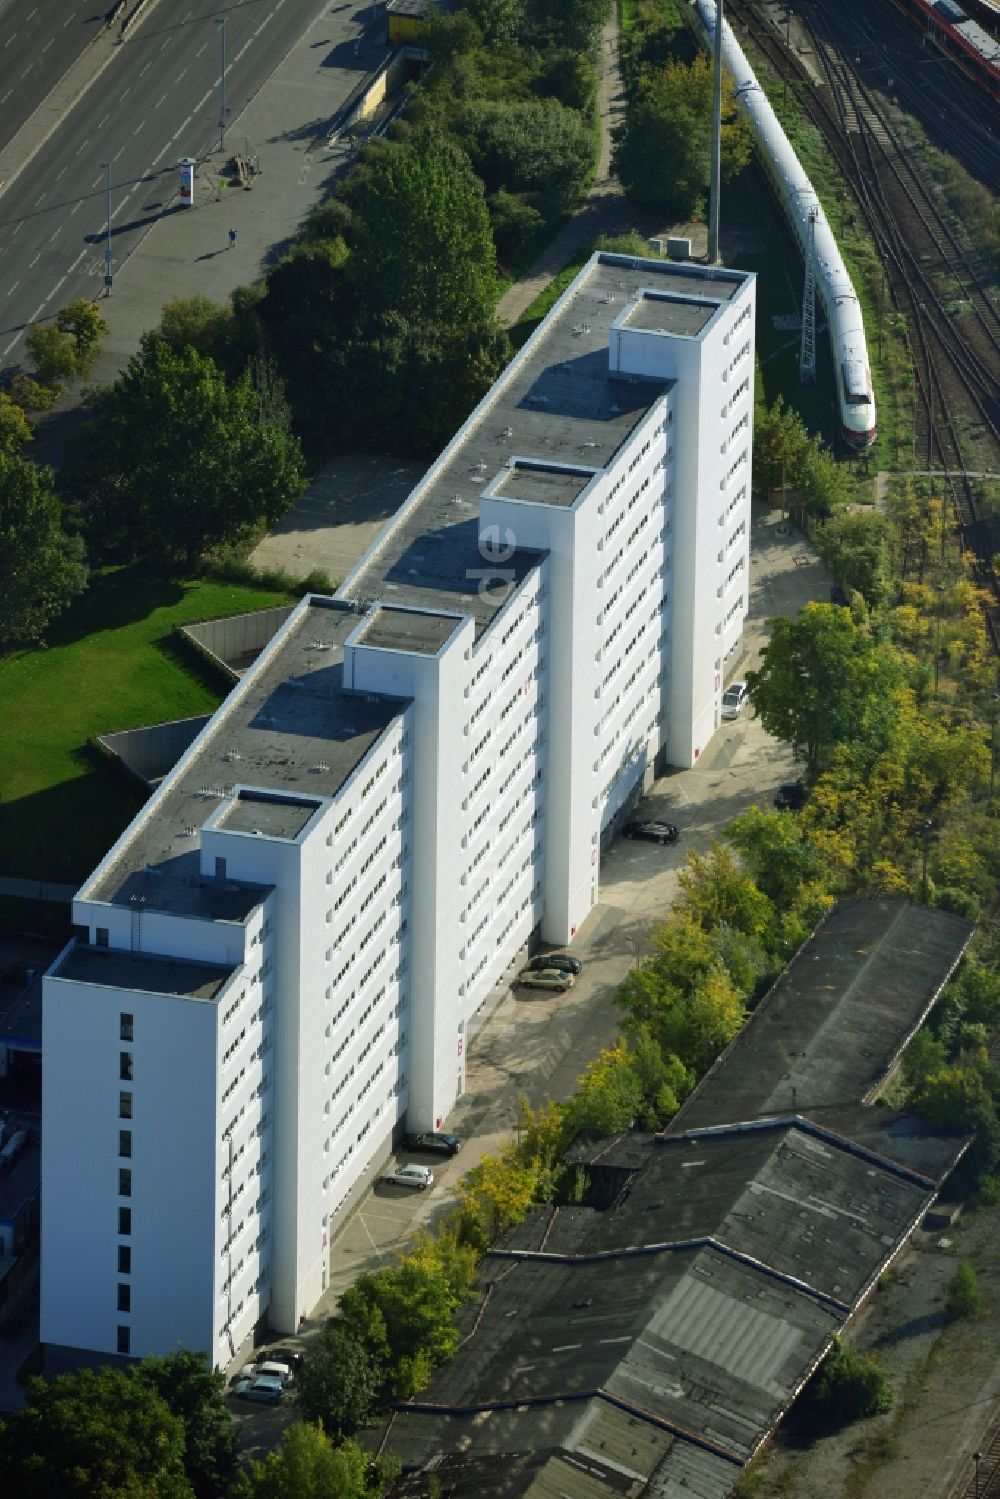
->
[53,944,234,1001]
[355,605,463,655]
[494,459,596,509]
[84,600,403,915]
[215,790,322,841]
[672,899,973,1131]
[341,255,752,629]
[623,291,720,338]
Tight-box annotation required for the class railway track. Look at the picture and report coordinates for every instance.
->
[951,1414,1000,1499]
[724,0,1000,649]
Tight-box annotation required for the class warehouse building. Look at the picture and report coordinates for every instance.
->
[41,252,756,1367]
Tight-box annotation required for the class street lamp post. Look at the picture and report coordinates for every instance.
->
[216,17,227,157]
[101,161,113,295]
[973,1450,983,1499]
[921,819,932,904]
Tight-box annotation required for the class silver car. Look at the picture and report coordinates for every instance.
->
[721,681,749,720]
[381,1162,434,1189]
[518,967,575,992]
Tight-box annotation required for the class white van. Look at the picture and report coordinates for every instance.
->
[256,1359,292,1384]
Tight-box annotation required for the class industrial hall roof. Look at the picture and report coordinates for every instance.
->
[378,901,974,1499]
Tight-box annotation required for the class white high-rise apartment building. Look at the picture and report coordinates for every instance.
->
[41,253,755,1368]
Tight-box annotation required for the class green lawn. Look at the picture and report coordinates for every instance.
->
[0,567,296,883]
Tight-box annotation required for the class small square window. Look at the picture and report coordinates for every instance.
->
[119,1130,132,1159]
[120,1013,133,1042]
[96,927,109,948]
[120,1052,133,1082]
[118,1207,131,1236]
[119,1092,133,1120]
[117,1325,130,1355]
[117,1283,131,1313]
[118,1245,131,1274]
[119,1168,132,1197]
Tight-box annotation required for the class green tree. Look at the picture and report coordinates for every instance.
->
[724,805,831,917]
[946,1259,981,1319]
[0,453,87,645]
[752,395,810,500]
[63,341,306,566]
[675,843,775,943]
[464,0,526,45]
[526,0,610,50]
[56,298,110,376]
[151,293,253,375]
[24,322,78,387]
[0,1366,192,1499]
[339,1257,464,1398]
[137,1351,237,1499]
[460,98,594,208]
[231,1424,398,1499]
[295,1323,384,1437]
[746,603,903,775]
[347,132,500,329]
[612,55,750,216]
[0,391,32,455]
[815,509,892,609]
[564,1038,644,1135]
[808,1339,892,1424]
[455,1146,551,1252]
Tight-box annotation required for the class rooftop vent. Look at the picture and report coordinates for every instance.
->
[224,749,242,762]
[312,762,330,773]
[499,426,513,440]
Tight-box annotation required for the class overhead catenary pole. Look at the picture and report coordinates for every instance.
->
[101,160,113,295]
[708,0,724,264]
[216,16,227,156]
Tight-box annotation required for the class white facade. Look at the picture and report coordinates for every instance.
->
[41,253,755,1368]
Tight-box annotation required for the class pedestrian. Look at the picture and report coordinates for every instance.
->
[228,228,237,250]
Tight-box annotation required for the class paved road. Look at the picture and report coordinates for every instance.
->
[0,0,362,371]
[0,0,104,153]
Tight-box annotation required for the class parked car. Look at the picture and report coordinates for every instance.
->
[267,1348,305,1373]
[527,953,582,975]
[381,1162,434,1189]
[774,781,808,811]
[622,820,679,846]
[255,1360,293,1385]
[404,1131,462,1156]
[234,1376,285,1405]
[518,967,575,992]
[829,585,849,607]
[721,681,749,720]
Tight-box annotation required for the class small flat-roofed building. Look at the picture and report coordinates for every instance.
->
[386,0,429,47]
[42,253,756,1368]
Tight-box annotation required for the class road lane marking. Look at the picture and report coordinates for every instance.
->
[56,165,67,181]
[98,114,109,129]
[195,41,207,57]
[7,279,19,294]
[29,253,40,267]
[175,70,187,83]
[68,202,81,215]
[155,93,167,108]
[113,145,126,160]
[75,138,90,154]
[139,61,150,76]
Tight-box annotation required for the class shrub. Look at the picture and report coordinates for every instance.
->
[808,1339,893,1424]
[946,1260,981,1320]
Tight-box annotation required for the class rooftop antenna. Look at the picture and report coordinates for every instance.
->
[799,205,818,383]
[708,0,724,265]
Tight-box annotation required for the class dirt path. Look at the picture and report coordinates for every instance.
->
[742,1205,1000,1499]
[496,11,642,328]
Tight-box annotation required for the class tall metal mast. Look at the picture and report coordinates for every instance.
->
[708,0,724,264]
[799,205,818,383]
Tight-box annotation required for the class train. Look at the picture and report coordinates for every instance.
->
[686,0,878,449]
[889,0,1000,103]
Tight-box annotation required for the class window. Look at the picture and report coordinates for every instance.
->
[119,1130,132,1159]
[117,1326,130,1355]
[96,927,109,948]
[119,1169,132,1198]
[120,1052,133,1082]
[119,1092,132,1120]
[120,1013,133,1042]
[117,1284,131,1313]
[118,1207,131,1236]
[118,1245,131,1274]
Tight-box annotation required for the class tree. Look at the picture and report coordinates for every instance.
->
[0,453,87,645]
[455,1146,551,1252]
[612,55,750,216]
[62,341,306,566]
[526,0,610,50]
[137,1351,237,1499]
[0,392,32,455]
[151,294,249,374]
[675,843,775,943]
[0,1366,192,1499]
[339,1256,464,1398]
[724,805,831,917]
[24,322,78,387]
[460,98,594,208]
[752,396,810,500]
[347,132,500,330]
[564,1039,645,1136]
[746,603,902,776]
[231,1424,397,1499]
[808,1339,892,1424]
[815,509,893,609]
[463,0,526,45]
[56,298,110,376]
[946,1259,981,1320]
[295,1323,384,1437]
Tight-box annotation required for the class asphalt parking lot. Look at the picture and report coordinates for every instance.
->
[231,501,831,1454]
